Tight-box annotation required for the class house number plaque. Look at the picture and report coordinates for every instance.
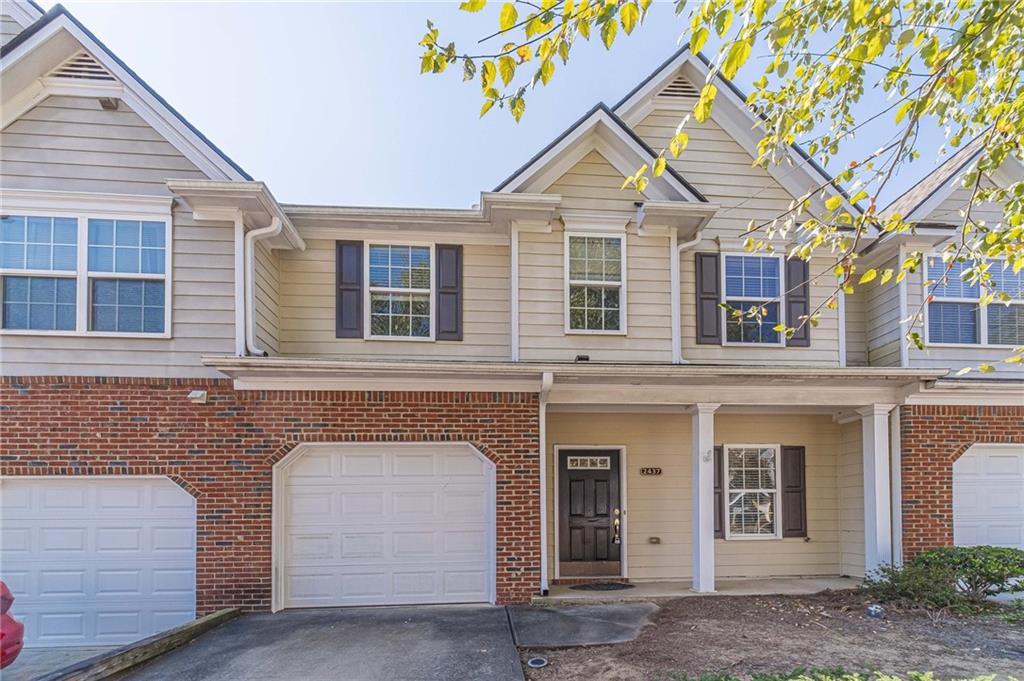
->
[639,467,662,476]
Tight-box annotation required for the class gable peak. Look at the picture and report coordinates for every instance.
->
[46,50,116,82]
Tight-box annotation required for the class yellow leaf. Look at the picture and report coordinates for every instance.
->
[879,269,894,285]
[955,366,972,376]
[979,363,995,373]
[459,0,487,11]
[498,56,516,85]
[600,18,617,49]
[499,2,518,30]
[722,40,751,79]
[517,45,532,62]
[653,156,666,177]
[480,60,496,91]
[539,58,555,85]
[669,132,689,157]
[858,268,877,284]
[620,2,639,34]
[824,195,842,211]
[694,83,717,122]
[480,99,495,117]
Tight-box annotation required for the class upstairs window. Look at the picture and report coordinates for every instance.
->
[0,210,169,336]
[566,234,625,333]
[723,254,782,344]
[927,257,1023,347]
[367,244,432,339]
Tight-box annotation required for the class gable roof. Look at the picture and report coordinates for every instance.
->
[1,3,251,181]
[880,136,986,222]
[494,102,707,202]
[2,0,43,30]
[613,45,861,216]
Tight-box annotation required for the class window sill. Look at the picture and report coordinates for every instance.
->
[721,341,787,348]
[921,342,1022,350]
[720,534,785,541]
[564,329,628,336]
[363,334,435,342]
[0,329,171,339]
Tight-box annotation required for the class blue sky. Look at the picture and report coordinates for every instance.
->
[56,1,946,209]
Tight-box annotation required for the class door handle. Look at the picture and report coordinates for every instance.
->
[612,508,621,544]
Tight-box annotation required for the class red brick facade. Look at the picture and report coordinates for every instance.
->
[0,377,541,612]
[899,404,1024,559]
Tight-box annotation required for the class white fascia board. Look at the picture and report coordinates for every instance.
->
[0,187,173,215]
[4,0,43,28]
[615,52,868,232]
[2,15,247,182]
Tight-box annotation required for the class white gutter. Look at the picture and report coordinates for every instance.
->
[244,217,282,357]
[538,371,553,595]
[673,229,704,364]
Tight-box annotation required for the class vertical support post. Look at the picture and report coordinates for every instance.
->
[691,402,719,592]
[859,404,895,574]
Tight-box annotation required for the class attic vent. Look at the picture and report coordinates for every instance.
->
[47,51,116,82]
[658,75,699,99]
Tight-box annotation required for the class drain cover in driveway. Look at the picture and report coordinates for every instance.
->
[569,582,636,591]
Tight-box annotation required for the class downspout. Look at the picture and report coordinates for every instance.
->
[673,229,704,365]
[244,217,282,357]
[538,371,553,595]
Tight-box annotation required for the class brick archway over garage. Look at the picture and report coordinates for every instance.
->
[900,404,1024,559]
[0,377,541,612]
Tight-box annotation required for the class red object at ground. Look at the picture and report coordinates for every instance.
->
[1,581,25,670]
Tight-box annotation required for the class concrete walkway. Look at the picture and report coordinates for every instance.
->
[122,605,523,681]
[2,646,116,681]
[537,576,860,604]
[508,603,659,648]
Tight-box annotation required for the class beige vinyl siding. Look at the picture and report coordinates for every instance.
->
[844,289,867,366]
[545,412,851,582]
[0,94,235,377]
[277,237,510,359]
[1,15,22,47]
[924,177,1004,226]
[0,211,235,377]
[864,257,902,367]
[253,240,280,355]
[838,420,865,578]
[714,415,842,579]
[1,95,208,195]
[634,110,841,365]
[521,151,673,362]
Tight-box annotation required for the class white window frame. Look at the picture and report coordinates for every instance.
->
[722,443,783,541]
[0,192,172,339]
[364,241,436,342]
[720,252,786,347]
[922,255,1022,349]
[563,231,628,335]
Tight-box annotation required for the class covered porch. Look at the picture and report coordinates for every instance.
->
[539,366,941,595]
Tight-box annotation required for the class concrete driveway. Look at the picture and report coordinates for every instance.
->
[123,605,523,681]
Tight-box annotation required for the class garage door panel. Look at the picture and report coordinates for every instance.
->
[954,444,1024,550]
[281,444,494,608]
[1,478,197,647]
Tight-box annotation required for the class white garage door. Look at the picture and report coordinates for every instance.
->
[0,478,196,647]
[280,443,495,608]
[953,444,1024,549]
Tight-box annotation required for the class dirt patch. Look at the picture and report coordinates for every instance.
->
[520,591,1024,681]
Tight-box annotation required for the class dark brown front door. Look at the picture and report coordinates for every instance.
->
[558,449,621,577]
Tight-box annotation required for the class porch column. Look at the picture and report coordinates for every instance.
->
[859,404,895,573]
[691,403,719,592]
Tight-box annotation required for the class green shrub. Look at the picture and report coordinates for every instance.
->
[863,561,964,610]
[911,546,1024,602]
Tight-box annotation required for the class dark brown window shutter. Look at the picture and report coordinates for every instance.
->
[695,252,721,344]
[435,244,463,341]
[713,445,724,538]
[335,240,363,338]
[780,445,807,537]
[785,258,810,347]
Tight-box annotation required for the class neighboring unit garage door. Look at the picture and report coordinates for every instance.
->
[0,478,197,647]
[280,443,495,608]
[953,444,1024,549]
